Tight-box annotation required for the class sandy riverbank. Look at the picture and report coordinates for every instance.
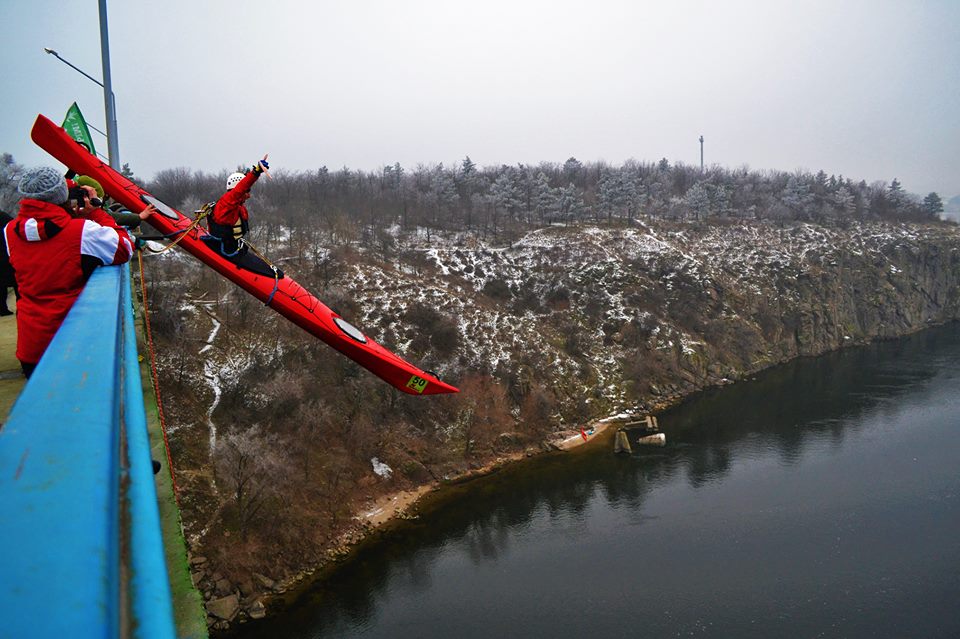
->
[356,417,619,528]
[213,416,630,634]
[358,484,435,527]
[552,418,614,450]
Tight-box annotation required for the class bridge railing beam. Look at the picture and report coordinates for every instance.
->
[0,264,175,638]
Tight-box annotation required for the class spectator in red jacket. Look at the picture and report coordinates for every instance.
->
[2,166,152,378]
[208,155,269,258]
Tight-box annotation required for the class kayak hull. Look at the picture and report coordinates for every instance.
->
[30,114,458,395]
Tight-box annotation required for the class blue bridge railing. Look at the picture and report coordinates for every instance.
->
[0,263,176,638]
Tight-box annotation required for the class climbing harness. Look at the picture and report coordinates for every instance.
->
[199,233,243,258]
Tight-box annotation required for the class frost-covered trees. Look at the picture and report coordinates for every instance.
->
[923,192,944,217]
[428,163,458,227]
[888,178,906,208]
[0,153,23,213]
[684,182,712,220]
[115,150,943,239]
[533,171,558,223]
[781,176,815,219]
[457,156,481,227]
[555,183,586,222]
[488,167,524,232]
[831,185,857,218]
[598,168,642,221]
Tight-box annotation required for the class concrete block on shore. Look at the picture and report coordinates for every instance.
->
[637,433,666,446]
[614,429,633,454]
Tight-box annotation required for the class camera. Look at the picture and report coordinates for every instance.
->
[68,186,103,209]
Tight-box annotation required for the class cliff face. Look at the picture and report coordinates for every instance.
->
[392,221,960,410]
[150,218,960,630]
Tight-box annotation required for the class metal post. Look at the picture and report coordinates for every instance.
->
[98,0,120,170]
[699,135,704,172]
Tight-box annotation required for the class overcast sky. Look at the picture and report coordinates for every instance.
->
[3,0,958,198]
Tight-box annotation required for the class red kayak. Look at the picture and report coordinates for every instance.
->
[30,114,458,395]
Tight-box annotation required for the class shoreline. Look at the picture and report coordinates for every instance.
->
[216,416,621,634]
[202,328,960,632]
[212,326,906,633]
[357,417,615,527]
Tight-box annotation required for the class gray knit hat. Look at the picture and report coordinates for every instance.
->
[18,166,68,204]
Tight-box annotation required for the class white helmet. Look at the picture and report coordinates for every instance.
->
[226,172,245,190]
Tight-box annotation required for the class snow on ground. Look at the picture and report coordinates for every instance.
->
[199,315,221,355]
[371,457,393,479]
[203,356,222,455]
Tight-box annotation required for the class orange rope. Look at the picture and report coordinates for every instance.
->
[137,250,181,505]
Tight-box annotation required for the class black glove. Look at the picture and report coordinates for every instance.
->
[252,158,270,175]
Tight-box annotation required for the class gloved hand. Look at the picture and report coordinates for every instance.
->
[252,154,270,175]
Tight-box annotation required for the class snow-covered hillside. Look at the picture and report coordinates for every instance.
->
[144,217,960,624]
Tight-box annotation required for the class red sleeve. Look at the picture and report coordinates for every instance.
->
[212,171,260,224]
[80,218,133,265]
[235,170,259,194]
[86,207,132,244]
[87,207,120,228]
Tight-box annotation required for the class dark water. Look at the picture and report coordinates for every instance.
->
[238,324,960,639]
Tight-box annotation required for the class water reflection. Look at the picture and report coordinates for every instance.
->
[236,322,960,639]
[662,324,960,488]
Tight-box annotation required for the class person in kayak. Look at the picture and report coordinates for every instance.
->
[2,166,153,378]
[208,155,269,258]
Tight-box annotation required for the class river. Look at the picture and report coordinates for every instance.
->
[236,323,960,638]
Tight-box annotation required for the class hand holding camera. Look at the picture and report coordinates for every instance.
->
[68,185,103,216]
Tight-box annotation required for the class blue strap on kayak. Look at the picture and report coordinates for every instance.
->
[265,269,279,306]
[200,234,242,258]
[201,233,279,306]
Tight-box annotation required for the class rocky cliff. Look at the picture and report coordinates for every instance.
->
[146,218,960,631]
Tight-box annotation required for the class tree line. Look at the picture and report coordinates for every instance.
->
[1,152,946,235]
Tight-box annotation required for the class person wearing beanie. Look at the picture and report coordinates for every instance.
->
[16,166,69,205]
[74,175,104,200]
[1,166,153,378]
[208,154,269,258]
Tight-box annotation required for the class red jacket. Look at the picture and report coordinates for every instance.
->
[212,170,259,226]
[3,198,134,365]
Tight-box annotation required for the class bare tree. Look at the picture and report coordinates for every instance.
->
[214,425,285,539]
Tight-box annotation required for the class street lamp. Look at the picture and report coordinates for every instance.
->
[44,48,104,88]
[43,1,120,170]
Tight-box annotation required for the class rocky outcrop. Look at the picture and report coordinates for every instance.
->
[206,594,239,621]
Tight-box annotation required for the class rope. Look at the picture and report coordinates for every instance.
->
[137,231,191,242]
[136,250,181,505]
[146,203,213,255]
[240,238,281,306]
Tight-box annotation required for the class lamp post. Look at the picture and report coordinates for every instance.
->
[43,1,120,170]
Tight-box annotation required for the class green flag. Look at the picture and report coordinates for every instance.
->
[62,102,96,156]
